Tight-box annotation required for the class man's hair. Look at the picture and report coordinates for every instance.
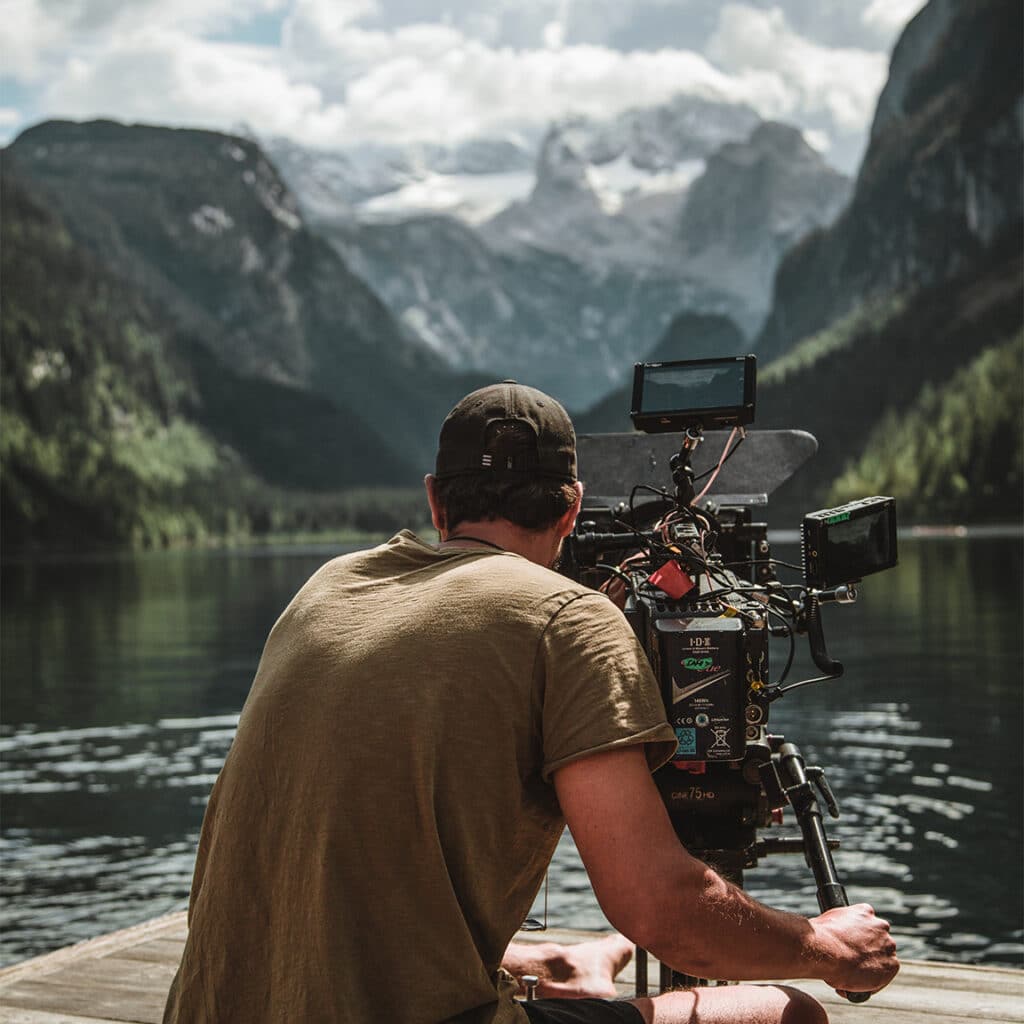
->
[435,422,577,532]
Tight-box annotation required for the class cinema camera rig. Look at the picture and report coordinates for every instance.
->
[563,356,898,999]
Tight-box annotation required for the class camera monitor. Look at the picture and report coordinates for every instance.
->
[630,355,756,434]
[803,496,898,589]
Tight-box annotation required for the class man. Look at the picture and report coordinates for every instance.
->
[164,381,898,1023]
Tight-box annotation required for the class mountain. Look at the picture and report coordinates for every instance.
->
[2,171,223,547]
[484,118,847,275]
[673,123,849,326]
[576,0,1022,525]
[266,94,761,226]
[574,313,747,433]
[828,330,1022,522]
[869,0,958,140]
[274,97,848,408]
[263,134,536,224]
[750,0,1023,521]
[1,172,421,548]
[322,211,738,407]
[756,0,1021,365]
[4,120,482,477]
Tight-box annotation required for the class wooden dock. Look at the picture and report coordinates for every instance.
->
[0,913,1020,1023]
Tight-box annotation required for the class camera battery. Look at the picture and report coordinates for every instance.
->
[654,617,745,762]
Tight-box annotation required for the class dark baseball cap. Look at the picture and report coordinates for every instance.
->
[435,380,577,482]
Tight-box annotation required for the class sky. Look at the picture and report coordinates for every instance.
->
[0,0,928,172]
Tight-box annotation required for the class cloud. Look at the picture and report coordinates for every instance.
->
[543,20,566,50]
[707,4,888,134]
[273,0,892,147]
[7,0,903,164]
[1,0,288,84]
[0,0,67,81]
[278,0,808,145]
[41,28,347,141]
[862,0,928,37]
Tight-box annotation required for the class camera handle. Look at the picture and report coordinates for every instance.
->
[805,591,844,678]
[776,742,871,1005]
[764,589,853,702]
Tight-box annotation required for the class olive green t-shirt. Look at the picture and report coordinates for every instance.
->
[163,531,676,1023]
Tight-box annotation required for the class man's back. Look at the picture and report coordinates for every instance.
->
[163,531,672,1023]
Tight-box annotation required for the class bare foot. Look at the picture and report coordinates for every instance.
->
[537,933,635,999]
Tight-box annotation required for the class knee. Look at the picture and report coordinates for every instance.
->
[777,985,828,1024]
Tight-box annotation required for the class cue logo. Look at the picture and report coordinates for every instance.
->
[683,657,714,671]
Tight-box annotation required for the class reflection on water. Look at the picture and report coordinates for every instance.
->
[2,537,1022,967]
[1,717,235,958]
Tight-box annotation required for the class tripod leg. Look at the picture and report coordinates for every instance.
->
[659,962,673,992]
[635,947,648,995]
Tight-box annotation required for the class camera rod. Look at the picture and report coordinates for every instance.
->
[670,428,703,507]
[775,741,871,1005]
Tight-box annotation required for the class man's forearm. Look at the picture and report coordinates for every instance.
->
[637,860,825,983]
[555,745,897,994]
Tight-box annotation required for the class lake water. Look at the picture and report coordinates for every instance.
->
[2,534,1022,969]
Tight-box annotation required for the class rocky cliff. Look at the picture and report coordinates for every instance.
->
[302,100,848,408]
[1,171,420,548]
[5,120,481,475]
[757,0,1022,364]
[749,0,1022,521]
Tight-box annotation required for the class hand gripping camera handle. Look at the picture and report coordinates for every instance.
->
[776,743,870,1004]
[806,593,844,678]
[817,885,872,1005]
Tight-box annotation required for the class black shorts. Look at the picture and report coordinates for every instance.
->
[522,999,644,1024]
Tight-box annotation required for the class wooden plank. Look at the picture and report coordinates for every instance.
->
[878,959,1024,998]
[0,1008,123,1024]
[812,1008,1017,1024]
[0,914,186,990]
[0,958,175,1024]
[806,977,1023,1024]
[0,977,164,1024]
[0,918,1019,1024]
[100,941,184,966]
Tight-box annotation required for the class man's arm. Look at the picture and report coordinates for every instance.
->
[553,744,899,994]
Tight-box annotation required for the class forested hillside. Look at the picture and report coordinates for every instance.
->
[756,236,1022,521]
[4,121,484,471]
[1,173,427,548]
[828,332,1023,520]
[2,174,227,547]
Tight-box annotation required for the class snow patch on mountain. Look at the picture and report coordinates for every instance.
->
[266,93,851,408]
[360,170,535,223]
[190,205,234,236]
[589,154,707,208]
[265,95,757,227]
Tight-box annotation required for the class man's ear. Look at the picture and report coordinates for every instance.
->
[556,481,584,539]
[424,474,447,533]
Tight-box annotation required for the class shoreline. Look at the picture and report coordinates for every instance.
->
[4,521,1022,565]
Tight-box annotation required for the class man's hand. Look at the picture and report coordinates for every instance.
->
[809,903,900,995]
